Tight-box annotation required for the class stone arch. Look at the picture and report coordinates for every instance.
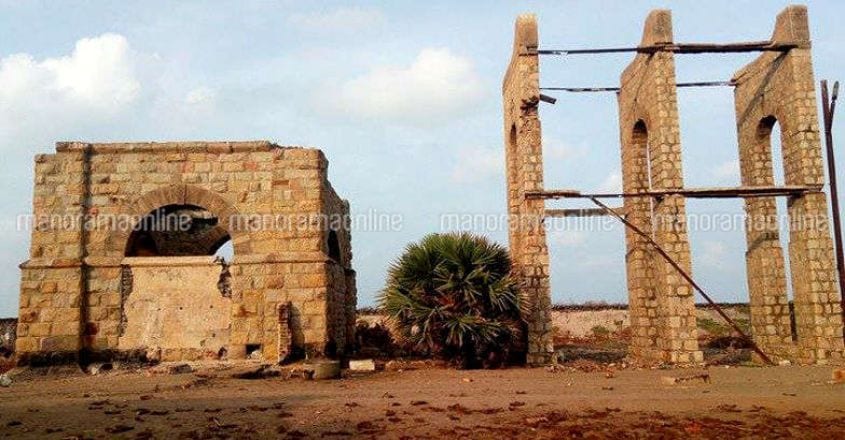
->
[109,184,252,256]
[738,114,796,356]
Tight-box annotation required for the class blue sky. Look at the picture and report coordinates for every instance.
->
[0,1,843,315]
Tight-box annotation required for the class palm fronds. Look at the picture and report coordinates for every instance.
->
[378,233,524,368]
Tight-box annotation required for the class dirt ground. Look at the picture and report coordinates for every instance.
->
[0,362,843,439]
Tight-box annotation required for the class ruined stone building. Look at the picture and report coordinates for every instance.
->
[16,141,356,364]
[504,5,844,365]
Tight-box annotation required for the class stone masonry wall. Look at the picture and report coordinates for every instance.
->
[322,179,355,357]
[18,141,355,363]
[617,10,702,364]
[502,14,554,365]
[733,5,844,363]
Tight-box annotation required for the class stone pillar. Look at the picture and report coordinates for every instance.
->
[618,10,701,364]
[502,14,553,365]
[734,5,844,363]
[621,122,661,360]
[278,301,292,363]
[17,147,90,362]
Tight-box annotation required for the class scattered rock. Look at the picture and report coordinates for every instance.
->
[105,424,134,434]
[0,373,11,387]
[356,421,376,431]
[524,416,549,426]
[168,363,194,374]
[304,361,341,380]
[348,359,376,372]
[86,363,114,375]
[832,369,845,384]
[233,364,281,380]
[509,401,526,411]
[661,373,711,385]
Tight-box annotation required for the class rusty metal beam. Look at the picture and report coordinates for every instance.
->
[536,41,798,56]
[526,185,821,200]
[588,196,775,365]
[545,207,624,218]
[541,81,734,93]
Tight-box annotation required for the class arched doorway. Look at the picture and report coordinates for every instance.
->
[118,203,235,361]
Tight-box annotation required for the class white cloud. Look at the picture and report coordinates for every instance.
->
[0,33,139,114]
[288,7,384,32]
[596,171,623,193]
[0,33,141,146]
[713,159,740,182]
[451,145,503,183]
[323,48,484,125]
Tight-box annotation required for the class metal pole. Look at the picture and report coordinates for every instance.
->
[821,80,845,340]
[588,196,775,365]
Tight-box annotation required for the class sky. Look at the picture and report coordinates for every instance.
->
[0,0,844,316]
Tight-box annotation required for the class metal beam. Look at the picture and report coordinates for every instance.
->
[536,41,798,56]
[526,185,822,200]
[545,207,625,218]
[540,81,733,93]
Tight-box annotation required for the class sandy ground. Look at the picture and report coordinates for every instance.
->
[0,362,843,439]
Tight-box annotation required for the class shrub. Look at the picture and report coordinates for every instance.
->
[378,233,524,368]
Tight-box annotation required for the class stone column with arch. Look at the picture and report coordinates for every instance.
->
[502,14,554,365]
[618,10,701,364]
[733,5,844,363]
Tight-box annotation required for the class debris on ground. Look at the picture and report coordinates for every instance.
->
[86,363,114,375]
[348,359,376,372]
[661,373,711,386]
[168,363,194,375]
[233,364,282,380]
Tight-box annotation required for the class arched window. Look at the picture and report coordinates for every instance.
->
[125,204,232,257]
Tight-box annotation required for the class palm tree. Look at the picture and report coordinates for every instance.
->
[379,233,525,368]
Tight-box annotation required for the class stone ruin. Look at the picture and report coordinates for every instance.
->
[504,5,845,365]
[16,141,356,364]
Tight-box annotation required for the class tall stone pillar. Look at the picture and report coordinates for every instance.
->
[618,10,701,364]
[733,5,844,363]
[502,14,553,365]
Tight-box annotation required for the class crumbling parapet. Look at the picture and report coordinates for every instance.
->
[733,5,844,363]
[617,10,702,364]
[502,14,554,365]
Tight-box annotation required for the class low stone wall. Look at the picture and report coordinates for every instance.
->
[359,304,751,341]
